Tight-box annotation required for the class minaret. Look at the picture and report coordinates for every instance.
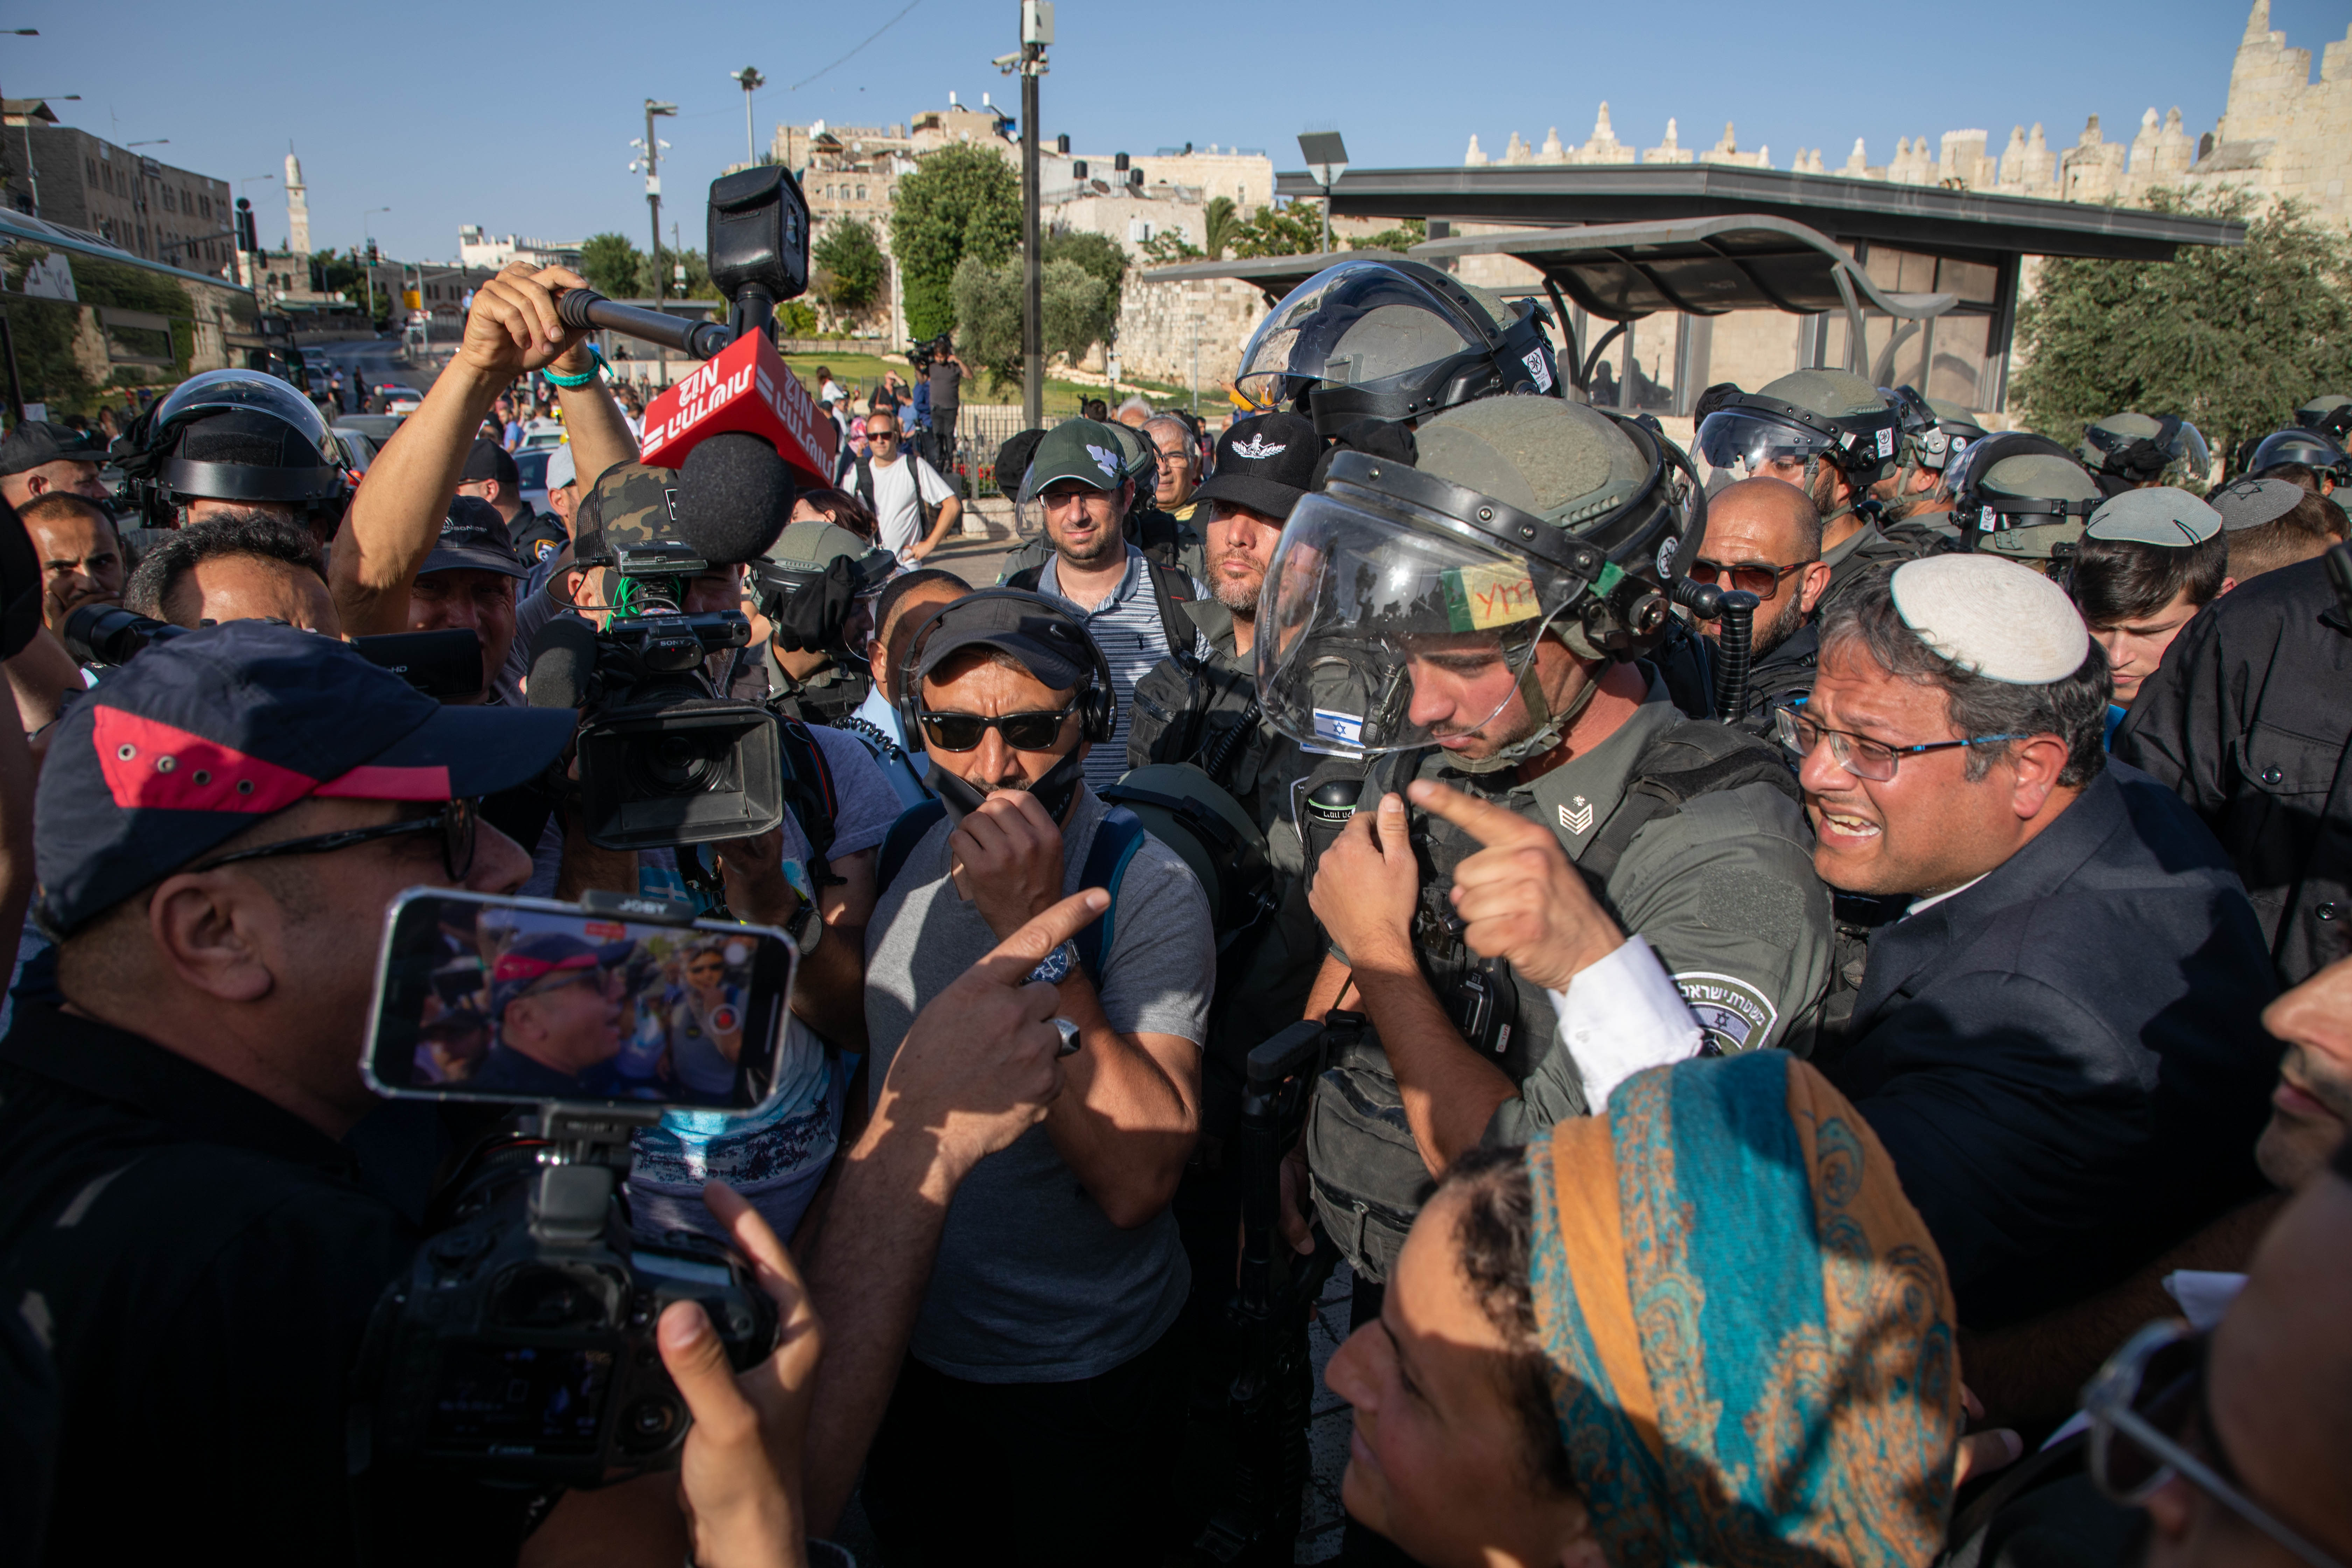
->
[284,149,309,257]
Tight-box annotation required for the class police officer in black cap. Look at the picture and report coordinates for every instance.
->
[0,422,109,515]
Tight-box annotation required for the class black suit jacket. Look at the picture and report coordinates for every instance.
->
[1823,764,2279,1329]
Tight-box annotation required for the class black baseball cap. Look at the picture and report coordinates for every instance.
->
[419,497,528,578]
[910,592,1099,697]
[461,439,522,491]
[34,620,576,933]
[0,421,101,477]
[1192,412,1321,521]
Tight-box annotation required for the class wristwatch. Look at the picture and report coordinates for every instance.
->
[1027,940,1078,987]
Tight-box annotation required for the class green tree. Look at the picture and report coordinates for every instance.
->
[1204,196,1240,261]
[891,144,1020,340]
[812,217,886,312]
[635,246,718,301]
[310,248,366,297]
[1042,229,1128,322]
[1140,229,1203,266]
[1352,217,1426,252]
[579,232,646,299]
[1228,199,1326,259]
[951,252,1116,386]
[2014,190,2352,465]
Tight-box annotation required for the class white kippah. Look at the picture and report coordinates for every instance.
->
[1889,554,2090,685]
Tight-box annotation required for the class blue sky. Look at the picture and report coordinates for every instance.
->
[21,0,2350,264]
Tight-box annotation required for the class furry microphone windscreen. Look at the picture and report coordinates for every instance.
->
[674,432,794,566]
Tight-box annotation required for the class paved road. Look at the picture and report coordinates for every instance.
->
[300,334,442,413]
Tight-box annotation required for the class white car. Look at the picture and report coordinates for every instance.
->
[517,419,566,451]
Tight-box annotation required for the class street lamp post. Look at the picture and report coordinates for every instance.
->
[1298,131,1349,257]
[11,92,80,217]
[998,2,1052,430]
[362,208,390,324]
[642,100,677,301]
[730,67,765,167]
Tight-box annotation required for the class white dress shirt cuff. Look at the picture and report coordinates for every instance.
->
[1545,935,1704,1113]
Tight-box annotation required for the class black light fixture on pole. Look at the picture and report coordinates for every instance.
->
[1298,130,1349,258]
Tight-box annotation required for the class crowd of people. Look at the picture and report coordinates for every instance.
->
[0,250,2348,1568]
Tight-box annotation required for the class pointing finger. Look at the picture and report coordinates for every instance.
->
[967,888,1109,986]
[1408,778,1558,851]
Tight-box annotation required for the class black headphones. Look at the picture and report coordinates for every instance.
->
[893,588,1117,749]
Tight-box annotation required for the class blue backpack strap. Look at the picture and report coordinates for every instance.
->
[1072,806,1147,988]
[875,799,948,902]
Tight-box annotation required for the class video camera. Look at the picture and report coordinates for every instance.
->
[534,534,787,853]
[357,886,800,1488]
[63,603,488,701]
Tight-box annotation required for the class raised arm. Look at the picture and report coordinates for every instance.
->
[332,264,631,635]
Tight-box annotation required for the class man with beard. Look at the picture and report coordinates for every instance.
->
[1687,476,1830,736]
[1002,418,1205,792]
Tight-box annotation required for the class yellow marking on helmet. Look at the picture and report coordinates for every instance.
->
[1442,561,1541,631]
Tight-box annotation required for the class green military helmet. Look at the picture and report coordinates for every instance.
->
[1886,384,1989,475]
[1255,393,1701,764]
[1695,368,1902,490]
[1100,762,1273,935]
[2079,411,2211,495]
[1947,431,2102,570]
[2294,393,2352,442]
[751,516,896,656]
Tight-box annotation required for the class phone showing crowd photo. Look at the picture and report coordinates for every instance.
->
[364,889,798,1114]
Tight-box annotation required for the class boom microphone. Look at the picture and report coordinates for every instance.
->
[638,329,838,492]
[525,614,601,710]
[674,433,794,567]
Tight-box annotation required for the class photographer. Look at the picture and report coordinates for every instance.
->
[332,261,638,641]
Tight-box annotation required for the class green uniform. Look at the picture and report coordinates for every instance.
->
[1306,678,1833,1277]
[1818,518,1938,615]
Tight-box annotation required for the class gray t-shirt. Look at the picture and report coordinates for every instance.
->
[863,786,1214,1381]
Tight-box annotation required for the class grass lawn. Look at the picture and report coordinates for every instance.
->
[778,355,1204,418]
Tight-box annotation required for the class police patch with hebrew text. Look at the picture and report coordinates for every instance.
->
[1672,971,1779,1054]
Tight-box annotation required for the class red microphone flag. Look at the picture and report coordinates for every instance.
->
[638,331,839,489]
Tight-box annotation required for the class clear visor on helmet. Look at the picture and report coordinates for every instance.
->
[2084,418,2212,478]
[152,369,338,464]
[1255,488,1575,756]
[1234,260,1488,412]
[1694,408,1836,483]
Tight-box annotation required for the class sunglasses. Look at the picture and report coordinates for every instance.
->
[918,708,1076,752]
[190,797,478,882]
[1774,707,2029,784]
[867,427,898,440]
[2087,1320,2346,1568]
[1687,558,1808,596]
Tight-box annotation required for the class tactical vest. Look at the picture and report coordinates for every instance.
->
[1305,718,1801,1280]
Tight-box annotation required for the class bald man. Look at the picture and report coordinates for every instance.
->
[1690,477,1829,732]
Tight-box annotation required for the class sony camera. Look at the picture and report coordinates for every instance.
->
[559,543,786,852]
[63,603,487,700]
[357,887,800,1488]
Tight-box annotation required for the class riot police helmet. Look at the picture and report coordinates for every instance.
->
[1946,430,2102,568]
[1885,384,1988,475]
[1693,369,1903,492]
[1233,257,1560,436]
[118,369,349,524]
[2292,394,2352,441]
[1255,395,1701,769]
[2078,411,2212,496]
[2248,426,2351,485]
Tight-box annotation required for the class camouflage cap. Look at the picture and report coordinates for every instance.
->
[572,460,680,568]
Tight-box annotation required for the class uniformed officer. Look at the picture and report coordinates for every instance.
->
[2246,424,2351,494]
[111,369,354,551]
[1266,395,1832,1283]
[2116,545,2352,989]
[1693,369,1917,612]
[1874,385,1987,538]
[749,513,895,723]
[2293,392,2352,442]
[1944,430,2104,578]
[2079,411,2213,497]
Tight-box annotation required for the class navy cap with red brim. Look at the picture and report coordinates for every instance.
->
[35,620,576,933]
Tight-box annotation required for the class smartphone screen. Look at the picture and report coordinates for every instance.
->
[365,889,797,1114]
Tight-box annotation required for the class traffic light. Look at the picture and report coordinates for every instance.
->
[366,240,379,265]
[234,197,258,253]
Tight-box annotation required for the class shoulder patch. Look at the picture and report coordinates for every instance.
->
[1673,971,1779,1054]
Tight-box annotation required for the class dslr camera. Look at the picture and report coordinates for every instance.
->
[358,887,800,1488]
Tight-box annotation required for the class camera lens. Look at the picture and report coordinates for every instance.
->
[624,1398,680,1447]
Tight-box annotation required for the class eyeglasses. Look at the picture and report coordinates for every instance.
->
[1774,707,2029,783]
[189,797,478,882]
[918,708,1077,752]
[1688,558,1809,596]
[2086,1321,2347,1568]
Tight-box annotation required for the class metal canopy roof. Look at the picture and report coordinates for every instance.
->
[1404,214,1953,323]
[1271,162,2246,263]
[1135,247,1405,302]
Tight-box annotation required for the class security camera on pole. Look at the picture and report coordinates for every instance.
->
[731,67,765,167]
[1298,131,1348,258]
[997,2,1052,430]
[632,100,679,301]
